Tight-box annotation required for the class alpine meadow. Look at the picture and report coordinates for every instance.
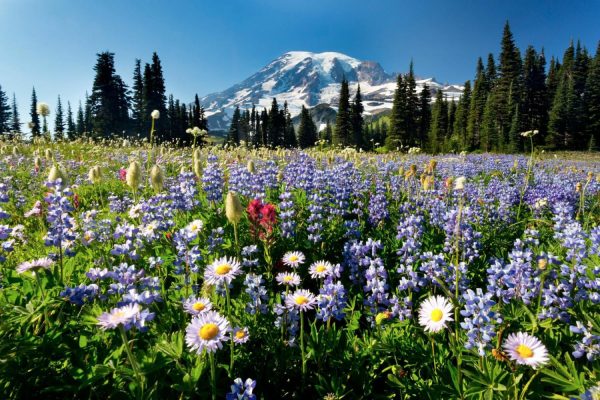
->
[0,1,599,399]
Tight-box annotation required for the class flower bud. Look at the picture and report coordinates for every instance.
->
[538,258,548,270]
[126,161,141,191]
[225,191,244,224]
[247,160,255,174]
[88,166,101,184]
[12,146,18,156]
[45,148,53,160]
[34,156,42,170]
[193,159,202,179]
[48,164,66,183]
[454,176,466,191]
[193,148,201,163]
[150,165,164,193]
[151,110,160,120]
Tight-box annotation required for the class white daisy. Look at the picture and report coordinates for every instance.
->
[308,260,333,279]
[97,303,140,331]
[282,251,305,268]
[204,256,242,286]
[185,219,204,236]
[183,295,212,316]
[285,289,317,312]
[185,311,230,354]
[503,332,549,369]
[276,272,301,287]
[418,295,453,333]
[16,257,54,274]
[232,326,250,344]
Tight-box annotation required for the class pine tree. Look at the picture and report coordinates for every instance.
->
[386,74,406,150]
[486,53,497,86]
[131,59,145,136]
[84,92,92,135]
[297,105,318,148]
[333,79,352,147]
[54,95,64,140]
[321,121,332,144]
[10,93,20,134]
[0,84,10,134]
[228,106,241,145]
[350,84,364,148]
[428,90,447,153]
[480,93,499,151]
[66,102,76,140]
[549,42,575,149]
[522,46,548,143]
[447,99,456,139]
[30,87,41,137]
[546,57,560,102]
[76,101,85,137]
[453,81,471,148]
[417,84,431,147]
[149,52,167,141]
[584,41,600,150]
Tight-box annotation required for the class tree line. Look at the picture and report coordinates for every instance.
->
[0,52,209,146]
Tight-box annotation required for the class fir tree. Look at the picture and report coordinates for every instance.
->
[0,85,10,134]
[54,95,64,140]
[467,58,489,150]
[386,74,406,150]
[405,62,419,146]
[30,87,41,137]
[584,41,600,149]
[84,92,92,135]
[522,46,548,143]
[131,59,145,136]
[350,84,364,148]
[481,93,499,151]
[333,79,352,147]
[66,102,76,140]
[297,105,317,148]
[321,121,333,144]
[486,53,497,86]
[10,93,20,134]
[418,84,431,147]
[283,102,296,147]
[428,90,447,153]
[453,81,471,148]
[549,42,575,149]
[228,106,241,145]
[76,101,85,137]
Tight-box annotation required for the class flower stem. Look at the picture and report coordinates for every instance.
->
[209,352,216,400]
[225,284,234,372]
[120,326,144,394]
[300,310,306,379]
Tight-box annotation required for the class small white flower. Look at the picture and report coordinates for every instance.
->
[151,110,160,120]
[282,251,305,268]
[454,176,466,191]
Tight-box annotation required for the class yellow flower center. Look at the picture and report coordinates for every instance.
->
[289,255,298,262]
[430,308,443,322]
[84,233,92,241]
[198,323,219,340]
[215,264,231,275]
[516,344,534,359]
[192,302,205,312]
[114,310,125,318]
[295,295,308,305]
[316,265,326,273]
[235,330,246,339]
[283,276,293,282]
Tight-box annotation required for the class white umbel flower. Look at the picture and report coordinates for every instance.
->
[503,332,549,369]
[418,295,453,333]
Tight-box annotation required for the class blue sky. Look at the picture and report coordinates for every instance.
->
[0,0,598,128]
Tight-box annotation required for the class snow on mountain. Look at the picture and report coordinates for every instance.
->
[202,51,463,130]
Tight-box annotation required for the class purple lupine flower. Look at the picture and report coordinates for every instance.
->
[460,288,502,356]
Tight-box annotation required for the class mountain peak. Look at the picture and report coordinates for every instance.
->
[202,51,462,130]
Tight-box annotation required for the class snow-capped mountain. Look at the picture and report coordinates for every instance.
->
[202,51,463,130]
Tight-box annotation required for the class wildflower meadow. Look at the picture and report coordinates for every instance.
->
[0,137,599,399]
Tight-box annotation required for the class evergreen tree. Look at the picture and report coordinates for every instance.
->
[350,84,364,148]
[227,106,241,145]
[546,57,560,103]
[417,84,431,147]
[297,105,317,148]
[84,92,92,135]
[54,95,64,140]
[131,59,145,136]
[386,74,406,150]
[333,79,352,147]
[549,42,576,149]
[453,81,471,148]
[30,87,41,138]
[447,99,456,139]
[283,102,296,147]
[584,41,600,149]
[89,52,130,138]
[0,84,10,134]
[405,62,419,146]
[66,102,76,140]
[486,53,497,86]
[481,93,499,151]
[148,52,167,141]
[10,93,20,134]
[267,98,281,147]
[521,46,548,143]
[428,90,447,153]
[321,121,333,144]
[76,101,85,137]
[467,58,489,150]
